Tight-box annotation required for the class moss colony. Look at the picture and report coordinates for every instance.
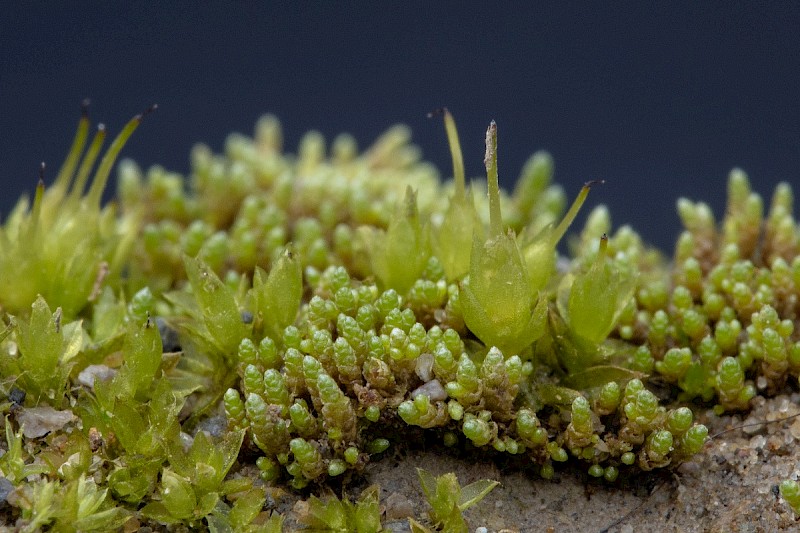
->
[1,104,800,531]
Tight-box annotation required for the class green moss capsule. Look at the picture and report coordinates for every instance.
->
[242,364,265,397]
[597,381,621,415]
[603,466,619,482]
[344,446,360,464]
[398,395,447,428]
[546,442,568,463]
[237,338,259,368]
[317,373,356,442]
[224,388,246,430]
[258,336,280,369]
[364,405,380,423]
[621,451,636,465]
[630,345,655,373]
[245,393,290,455]
[365,438,390,454]
[289,438,325,482]
[262,369,291,411]
[445,354,482,406]
[677,424,709,456]
[665,407,694,436]
[644,430,674,466]
[656,347,693,382]
[289,399,318,438]
[462,412,495,447]
[447,400,464,421]
[624,389,661,431]
[327,459,347,477]
[569,396,593,440]
[715,356,755,411]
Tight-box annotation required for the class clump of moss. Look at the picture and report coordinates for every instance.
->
[2,103,800,530]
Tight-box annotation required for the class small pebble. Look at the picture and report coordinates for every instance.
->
[384,492,414,520]
[749,434,767,450]
[156,317,181,352]
[410,379,447,402]
[0,477,14,502]
[789,418,800,440]
[8,387,25,406]
[77,364,117,388]
[16,406,75,438]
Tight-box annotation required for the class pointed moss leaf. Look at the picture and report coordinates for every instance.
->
[548,307,607,373]
[416,468,474,532]
[160,469,197,520]
[0,417,50,483]
[457,478,499,511]
[522,179,600,294]
[61,320,85,364]
[254,248,302,339]
[124,317,162,398]
[0,319,14,344]
[417,467,437,502]
[514,151,554,215]
[183,428,244,492]
[353,485,383,533]
[302,494,347,530]
[371,187,430,294]
[409,518,435,533]
[110,401,147,452]
[91,287,125,341]
[217,428,246,481]
[566,264,617,343]
[140,502,180,525]
[183,254,249,355]
[461,233,544,354]
[535,383,583,407]
[562,248,637,345]
[521,228,558,294]
[229,487,266,530]
[197,491,220,517]
[15,296,66,399]
[74,506,132,531]
[433,192,480,281]
[109,458,160,503]
[561,365,646,391]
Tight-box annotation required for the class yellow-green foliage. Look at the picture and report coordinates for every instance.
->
[3,103,800,529]
[411,468,499,533]
[0,103,147,320]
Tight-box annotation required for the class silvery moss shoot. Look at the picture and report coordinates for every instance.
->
[1,102,800,531]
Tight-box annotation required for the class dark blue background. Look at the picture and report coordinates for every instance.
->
[2,3,798,252]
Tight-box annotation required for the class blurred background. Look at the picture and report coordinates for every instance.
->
[1,3,798,252]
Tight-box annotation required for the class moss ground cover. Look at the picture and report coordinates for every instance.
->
[1,104,799,530]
